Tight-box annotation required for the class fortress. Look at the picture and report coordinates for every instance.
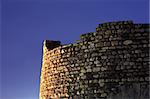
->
[39,21,149,99]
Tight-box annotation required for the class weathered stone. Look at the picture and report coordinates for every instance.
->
[123,40,133,45]
[40,21,149,99]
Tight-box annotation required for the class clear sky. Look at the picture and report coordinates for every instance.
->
[1,0,149,99]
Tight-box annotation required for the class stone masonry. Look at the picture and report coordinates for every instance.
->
[39,21,150,99]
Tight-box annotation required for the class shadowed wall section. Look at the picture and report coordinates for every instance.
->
[40,21,149,99]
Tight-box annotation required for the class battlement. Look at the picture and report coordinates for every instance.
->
[40,21,150,99]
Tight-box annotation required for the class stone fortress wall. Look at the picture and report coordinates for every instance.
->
[39,21,149,99]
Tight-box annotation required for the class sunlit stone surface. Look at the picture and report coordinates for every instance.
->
[39,21,149,99]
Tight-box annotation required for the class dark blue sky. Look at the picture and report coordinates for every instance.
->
[1,0,149,99]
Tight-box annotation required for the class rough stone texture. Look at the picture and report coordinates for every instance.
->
[39,21,150,99]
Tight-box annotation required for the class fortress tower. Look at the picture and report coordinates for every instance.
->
[39,21,149,99]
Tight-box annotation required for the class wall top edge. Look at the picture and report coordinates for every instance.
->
[43,20,150,52]
[96,20,150,29]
